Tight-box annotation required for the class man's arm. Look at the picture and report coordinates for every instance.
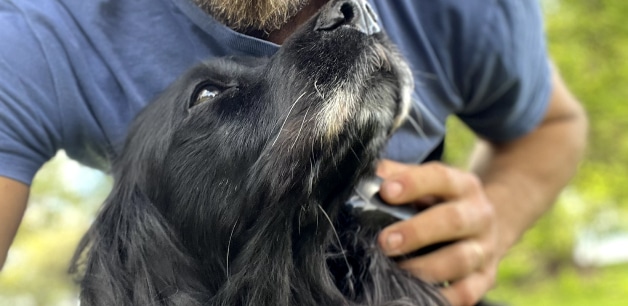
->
[0,177,29,270]
[376,66,587,306]
[469,65,588,252]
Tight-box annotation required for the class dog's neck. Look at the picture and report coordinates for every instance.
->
[199,191,351,305]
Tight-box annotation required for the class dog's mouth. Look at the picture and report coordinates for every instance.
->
[271,0,413,143]
[314,0,412,135]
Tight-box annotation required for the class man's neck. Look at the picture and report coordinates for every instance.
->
[264,0,329,44]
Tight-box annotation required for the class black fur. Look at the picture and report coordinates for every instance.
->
[71,1,447,305]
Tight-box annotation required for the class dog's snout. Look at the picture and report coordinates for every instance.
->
[315,0,380,35]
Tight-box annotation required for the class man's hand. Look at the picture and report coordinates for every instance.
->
[377,160,501,306]
[375,66,587,306]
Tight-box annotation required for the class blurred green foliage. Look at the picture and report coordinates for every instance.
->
[446,0,628,304]
[1,0,627,305]
[490,263,628,305]
[0,155,110,306]
[547,0,628,228]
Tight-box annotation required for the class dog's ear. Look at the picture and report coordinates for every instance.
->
[70,184,206,306]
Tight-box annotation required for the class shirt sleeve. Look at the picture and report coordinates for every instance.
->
[0,4,62,185]
[457,0,552,142]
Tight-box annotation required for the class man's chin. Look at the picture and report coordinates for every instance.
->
[193,0,309,33]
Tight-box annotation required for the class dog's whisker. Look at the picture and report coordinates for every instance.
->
[407,107,427,140]
[349,147,361,164]
[313,80,325,100]
[306,158,315,196]
[290,105,311,152]
[317,204,352,279]
[315,204,320,236]
[226,217,239,281]
[298,205,303,235]
[270,92,307,150]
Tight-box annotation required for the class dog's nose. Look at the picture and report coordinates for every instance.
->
[315,0,381,35]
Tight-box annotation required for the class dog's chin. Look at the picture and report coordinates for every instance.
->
[337,36,414,140]
[365,40,413,133]
[312,49,413,144]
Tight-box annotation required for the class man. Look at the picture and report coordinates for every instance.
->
[0,0,587,305]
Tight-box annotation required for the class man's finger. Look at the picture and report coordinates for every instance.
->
[398,240,486,283]
[378,162,481,205]
[378,202,489,256]
[376,159,410,179]
[440,268,496,306]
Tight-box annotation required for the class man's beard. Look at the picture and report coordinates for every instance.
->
[194,0,310,33]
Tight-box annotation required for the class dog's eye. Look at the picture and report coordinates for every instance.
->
[192,85,223,107]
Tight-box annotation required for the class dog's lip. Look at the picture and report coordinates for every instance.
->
[390,58,413,132]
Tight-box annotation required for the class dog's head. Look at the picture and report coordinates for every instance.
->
[115,0,412,252]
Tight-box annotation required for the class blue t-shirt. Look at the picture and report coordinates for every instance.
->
[0,0,551,185]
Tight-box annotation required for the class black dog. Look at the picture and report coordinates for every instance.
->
[71,1,446,305]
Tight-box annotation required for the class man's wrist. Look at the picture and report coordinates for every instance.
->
[482,176,551,257]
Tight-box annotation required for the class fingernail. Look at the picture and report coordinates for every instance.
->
[383,181,403,198]
[386,232,404,250]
